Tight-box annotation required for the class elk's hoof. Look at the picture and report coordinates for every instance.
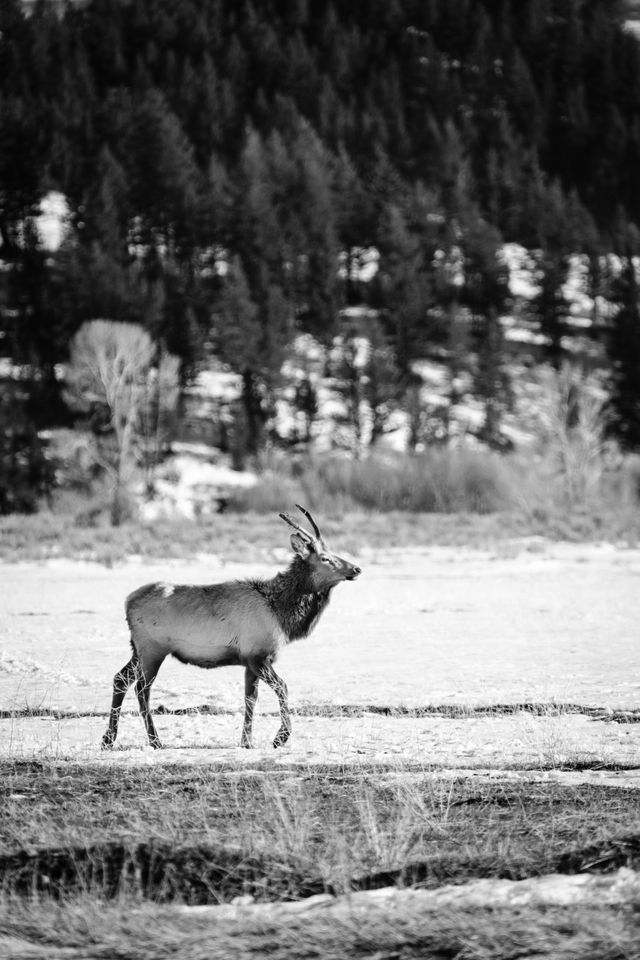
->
[240,740,253,749]
[273,732,290,749]
[101,734,114,750]
[150,739,164,750]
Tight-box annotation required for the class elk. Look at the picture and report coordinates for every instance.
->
[101,505,361,750]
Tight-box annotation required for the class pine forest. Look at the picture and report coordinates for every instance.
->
[2,0,640,526]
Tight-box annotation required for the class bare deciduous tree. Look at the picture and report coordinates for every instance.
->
[66,320,179,524]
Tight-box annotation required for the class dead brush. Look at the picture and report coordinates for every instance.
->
[537,364,608,508]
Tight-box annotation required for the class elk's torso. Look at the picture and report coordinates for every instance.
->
[126,560,332,669]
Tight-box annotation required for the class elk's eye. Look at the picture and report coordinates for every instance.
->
[320,556,332,564]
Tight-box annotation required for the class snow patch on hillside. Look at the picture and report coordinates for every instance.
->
[502,243,539,299]
[140,451,257,521]
[36,191,71,251]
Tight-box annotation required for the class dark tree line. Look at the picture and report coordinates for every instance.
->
[2,0,640,509]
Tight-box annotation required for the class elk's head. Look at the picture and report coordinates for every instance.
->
[279,504,361,591]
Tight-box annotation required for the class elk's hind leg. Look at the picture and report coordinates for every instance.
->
[241,666,260,748]
[101,656,137,749]
[135,651,166,748]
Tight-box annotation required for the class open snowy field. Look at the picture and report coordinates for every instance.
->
[2,541,640,772]
[4,540,640,959]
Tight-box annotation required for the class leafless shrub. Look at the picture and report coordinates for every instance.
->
[537,365,608,507]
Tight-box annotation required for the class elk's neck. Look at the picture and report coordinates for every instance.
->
[255,558,332,641]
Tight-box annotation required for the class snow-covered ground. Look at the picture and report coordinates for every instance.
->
[139,450,257,520]
[1,542,639,772]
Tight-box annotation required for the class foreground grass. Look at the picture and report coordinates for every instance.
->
[4,762,640,958]
[3,896,639,960]
[3,762,640,895]
[1,504,639,565]
[3,762,640,958]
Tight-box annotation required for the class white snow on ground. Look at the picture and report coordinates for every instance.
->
[411,358,450,387]
[338,247,380,282]
[1,543,639,773]
[502,319,548,346]
[141,456,257,521]
[0,358,20,379]
[6,708,640,777]
[185,367,241,401]
[35,191,71,251]
[502,243,539,300]
[281,333,326,380]
[177,868,640,919]
[562,254,593,319]
[502,245,598,325]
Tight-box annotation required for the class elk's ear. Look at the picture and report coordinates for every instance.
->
[290,533,312,558]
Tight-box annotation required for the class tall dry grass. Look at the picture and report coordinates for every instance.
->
[3,764,640,958]
[228,366,640,530]
[230,448,520,514]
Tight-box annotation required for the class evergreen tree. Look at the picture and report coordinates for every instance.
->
[531,255,571,368]
[211,256,280,459]
[284,121,341,340]
[126,89,201,250]
[607,256,640,450]
[473,306,513,448]
[461,217,512,447]
[0,380,53,514]
[292,375,318,446]
[330,331,365,458]
[373,196,438,370]
[5,223,72,423]
[362,319,404,446]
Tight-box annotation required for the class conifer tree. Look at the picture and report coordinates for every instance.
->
[373,198,436,370]
[362,319,404,446]
[211,256,278,459]
[462,217,512,447]
[607,255,640,450]
[126,89,201,250]
[532,256,571,368]
[0,381,53,514]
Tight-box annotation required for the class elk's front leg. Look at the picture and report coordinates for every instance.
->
[255,661,291,748]
[241,666,260,748]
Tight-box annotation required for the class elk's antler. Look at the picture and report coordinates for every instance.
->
[279,511,316,542]
[279,505,324,543]
[295,504,322,540]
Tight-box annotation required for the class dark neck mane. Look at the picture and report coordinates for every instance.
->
[253,557,332,641]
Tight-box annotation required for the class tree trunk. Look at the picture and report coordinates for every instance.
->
[242,369,265,457]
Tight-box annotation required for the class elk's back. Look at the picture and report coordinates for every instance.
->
[125,581,285,667]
